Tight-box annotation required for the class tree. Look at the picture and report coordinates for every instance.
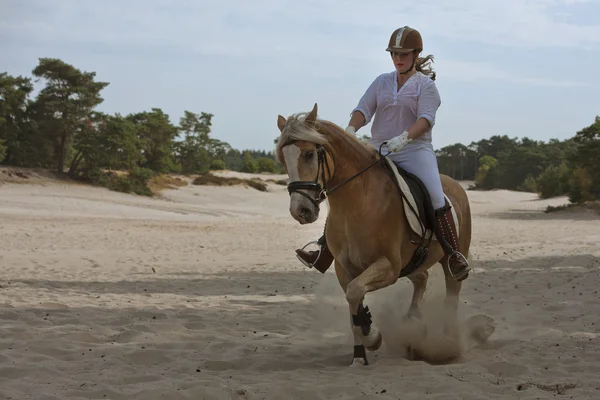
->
[568,116,600,200]
[179,110,212,147]
[174,110,232,174]
[496,144,547,190]
[474,155,498,188]
[436,143,469,180]
[537,162,571,199]
[207,138,232,161]
[241,151,258,173]
[127,108,178,173]
[70,112,144,177]
[0,73,39,166]
[472,135,519,160]
[225,148,242,171]
[31,58,109,173]
[257,157,277,173]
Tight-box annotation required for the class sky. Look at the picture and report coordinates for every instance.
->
[2,0,600,152]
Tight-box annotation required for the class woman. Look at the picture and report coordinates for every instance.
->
[295,26,470,281]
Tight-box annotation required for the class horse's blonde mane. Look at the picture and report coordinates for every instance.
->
[275,111,378,164]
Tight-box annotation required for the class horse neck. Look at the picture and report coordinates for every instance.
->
[324,137,389,210]
[323,141,412,247]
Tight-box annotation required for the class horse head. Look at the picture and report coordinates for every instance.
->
[275,103,379,225]
[275,103,334,224]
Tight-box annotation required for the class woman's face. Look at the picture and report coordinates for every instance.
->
[391,50,416,74]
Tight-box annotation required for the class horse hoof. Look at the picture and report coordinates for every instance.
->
[405,307,422,320]
[365,328,383,351]
[350,357,369,367]
[351,345,369,366]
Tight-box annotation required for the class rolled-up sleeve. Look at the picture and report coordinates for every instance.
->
[417,80,441,127]
[352,76,379,124]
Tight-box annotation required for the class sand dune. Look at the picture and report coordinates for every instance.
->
[1,171,600,399]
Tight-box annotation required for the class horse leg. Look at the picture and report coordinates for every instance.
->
[441,257,461,314]
[345,257,397,360]
[406,270,428,320]
[441,256,462,339]
[334,260,371,366]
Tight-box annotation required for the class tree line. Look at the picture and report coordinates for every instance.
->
[435,118,600,204]
[1,58,282,194]
[2,58,599,204]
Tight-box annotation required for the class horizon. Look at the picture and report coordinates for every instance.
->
[2,0,600,152]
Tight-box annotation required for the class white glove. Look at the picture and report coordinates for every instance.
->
[346,126,371,145]
[385,131,411,152]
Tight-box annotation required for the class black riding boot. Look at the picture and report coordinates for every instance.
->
[434,203,470,281]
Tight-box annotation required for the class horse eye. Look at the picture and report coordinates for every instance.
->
[305,151,314,161]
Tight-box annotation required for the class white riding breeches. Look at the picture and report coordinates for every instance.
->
[388,144,446,210]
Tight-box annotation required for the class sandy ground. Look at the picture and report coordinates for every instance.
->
[1,169,600,399]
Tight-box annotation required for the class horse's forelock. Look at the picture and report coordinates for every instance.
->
[275,112,329,163]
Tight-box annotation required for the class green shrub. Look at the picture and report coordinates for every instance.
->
[209,159,226,170]
[568,167,594,204]
[474,155,498,189]
[517,175,538,193]
[257,157,277,173]
[537,162,571,199]
[247,179,267,191]
[97,167,154,196]
[193,172,267,191]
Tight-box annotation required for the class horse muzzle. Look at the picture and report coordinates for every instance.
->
[287,182,324,224]
[291,201,319,224]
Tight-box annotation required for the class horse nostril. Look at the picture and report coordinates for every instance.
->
[299,206,312,220]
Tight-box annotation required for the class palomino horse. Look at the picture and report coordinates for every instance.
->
[275,103,473,366]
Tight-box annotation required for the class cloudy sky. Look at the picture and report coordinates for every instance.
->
[2,0,599,152]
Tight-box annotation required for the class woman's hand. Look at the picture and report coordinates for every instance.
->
[385,131,411,152]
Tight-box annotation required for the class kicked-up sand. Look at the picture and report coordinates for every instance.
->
[1,168,600,399]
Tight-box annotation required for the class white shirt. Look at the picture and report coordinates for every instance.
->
[352,71,441,151]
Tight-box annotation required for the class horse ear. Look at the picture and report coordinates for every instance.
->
[305,103,318,123]
[277,115,286,132]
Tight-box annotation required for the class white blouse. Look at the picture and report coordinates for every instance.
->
[352,71,441,151]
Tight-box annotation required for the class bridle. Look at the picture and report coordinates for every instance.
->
[286,142,390,211]
[286,145,331,210]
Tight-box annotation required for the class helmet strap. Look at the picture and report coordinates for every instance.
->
[399,51,417,75]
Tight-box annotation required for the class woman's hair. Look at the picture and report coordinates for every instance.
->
[415,53,436,81]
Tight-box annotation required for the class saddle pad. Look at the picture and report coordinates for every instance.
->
[384,157,459,240]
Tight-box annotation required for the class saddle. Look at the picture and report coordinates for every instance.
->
[381,157,460,277]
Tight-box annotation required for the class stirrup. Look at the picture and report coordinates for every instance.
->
[448,251,470,281]
[296,240,321,269]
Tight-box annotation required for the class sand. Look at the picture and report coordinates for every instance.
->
[1,169,600,399]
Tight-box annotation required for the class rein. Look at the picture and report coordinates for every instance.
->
[287,143,391,209]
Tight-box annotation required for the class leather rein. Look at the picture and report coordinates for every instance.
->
[286,143,390,209]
